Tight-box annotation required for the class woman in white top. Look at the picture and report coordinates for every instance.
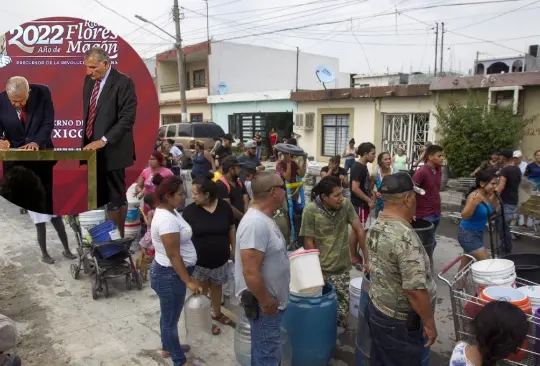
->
[149,173,200,366]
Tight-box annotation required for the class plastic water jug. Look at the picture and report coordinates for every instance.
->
[184,294,213,346]
[234,310,292,366]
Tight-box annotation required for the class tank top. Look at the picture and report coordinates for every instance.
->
[394,155,407,171]
[192,152,210,176]
[460,198,493,232]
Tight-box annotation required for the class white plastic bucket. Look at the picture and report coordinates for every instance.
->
[79,210,106,231]
[475,273,517,294]
[289,249,324,292]
[349,277,363,318]
[518,285,540,312]
[472,259,516,292]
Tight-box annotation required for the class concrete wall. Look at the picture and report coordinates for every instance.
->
[160,104,212,126]
[296,96,433,164]
[212,99,297,132]
[433,88,540,161]
[208,42,350,95]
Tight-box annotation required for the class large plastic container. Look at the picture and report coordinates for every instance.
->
[88,220,120,243]
[411,219,435,268]
[480,286,532,314]
[471,258,516,293]
[79,210,106,232]
[289,249,324,292]
[125,187,142,240]
[234,311,292,366]
[505,253,540,285]
[184,294,213,346]
[518,285,540,313]
[283,282,338,366]
[349,277,363,318]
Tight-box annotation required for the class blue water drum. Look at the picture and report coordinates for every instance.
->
[283,282,338,366]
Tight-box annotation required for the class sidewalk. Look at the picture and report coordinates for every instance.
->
[0,194,463,365]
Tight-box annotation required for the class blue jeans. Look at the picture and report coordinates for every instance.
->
[256,145,262,161]
[250,309,285,366]
[344,158,355,173]
[366,301,424,366]
[419,214,440,248]
[498,203,517,254]
[150,261,194,366]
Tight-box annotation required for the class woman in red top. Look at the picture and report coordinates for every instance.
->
[269,128,278,159]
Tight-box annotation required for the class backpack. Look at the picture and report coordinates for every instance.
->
[219,176,243,194]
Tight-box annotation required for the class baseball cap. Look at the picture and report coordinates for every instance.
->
[513,150,523,158]
[0,314,17,352]
[223,133,234,142]
[221,156,243,171]
[245,140,257,149]
[380,172,425,196]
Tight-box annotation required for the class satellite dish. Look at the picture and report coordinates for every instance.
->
[316,65,335,84]
[217,82,228,95]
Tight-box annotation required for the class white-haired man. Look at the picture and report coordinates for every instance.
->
[0,76,56,214]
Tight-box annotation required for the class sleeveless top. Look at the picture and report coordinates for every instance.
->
[460,197,493,232]
[192,151,211,176]
[394,155,407,171]
[449,342,476,365]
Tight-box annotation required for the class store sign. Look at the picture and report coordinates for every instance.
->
[0,17,159,214]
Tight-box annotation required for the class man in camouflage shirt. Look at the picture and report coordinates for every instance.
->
[364,172,437,366]
[300,176,368,328]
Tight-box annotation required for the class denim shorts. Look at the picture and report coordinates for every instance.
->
[457,226,484,253]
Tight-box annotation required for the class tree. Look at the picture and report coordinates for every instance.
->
[435,91,536,177]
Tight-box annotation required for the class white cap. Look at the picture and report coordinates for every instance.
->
[513,150,523,158]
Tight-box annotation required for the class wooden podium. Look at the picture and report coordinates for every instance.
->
[0,149,98,210]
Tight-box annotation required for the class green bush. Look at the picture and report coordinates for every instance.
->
[435,91,536,177]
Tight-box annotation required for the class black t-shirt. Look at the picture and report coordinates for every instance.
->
[215,145,232,162]
[254,136,262,146]
[500,165,521,205]
[182,199,234,269]
[216,178,247,225]
[321,166,347,178]
[350,162,371,208]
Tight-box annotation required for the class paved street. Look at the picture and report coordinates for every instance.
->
[1,190,539,365]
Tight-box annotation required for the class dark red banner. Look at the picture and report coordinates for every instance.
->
[0,17,159,215]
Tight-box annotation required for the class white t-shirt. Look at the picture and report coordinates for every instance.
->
[449,342,476,366]
[170,146,183,167]
[151,207,197,267]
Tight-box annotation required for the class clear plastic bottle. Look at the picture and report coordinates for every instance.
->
[184,294,213,347]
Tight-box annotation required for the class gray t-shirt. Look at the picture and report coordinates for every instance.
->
[235,208,290,309]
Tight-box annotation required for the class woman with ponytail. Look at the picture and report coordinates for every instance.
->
[449,301,528,366]
[457,170,497,271]
[149,173,200,366]
[300,176,367,328]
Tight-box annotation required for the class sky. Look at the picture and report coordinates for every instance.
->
[1,0,540,75]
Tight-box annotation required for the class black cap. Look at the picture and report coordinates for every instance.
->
[223,133,235,142]
[500,149,513,159]
[380,172,425,195]
[221,155,243,171]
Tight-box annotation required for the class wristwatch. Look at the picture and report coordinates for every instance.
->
[101,136,108,145]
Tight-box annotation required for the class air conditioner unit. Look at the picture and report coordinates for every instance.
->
[295,113,304,129]
[304,112,315,130]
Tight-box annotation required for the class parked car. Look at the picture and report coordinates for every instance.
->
[157,122,225,165]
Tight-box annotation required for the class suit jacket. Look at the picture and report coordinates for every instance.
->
[82,68,137,171]
[0,84,55,150]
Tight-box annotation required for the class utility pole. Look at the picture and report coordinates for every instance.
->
[173,0,188,122]
[440,22,445,77]
[434,22,438,77]
[296,47,299,92]
[205,0,209,43]
[475,51,480,75]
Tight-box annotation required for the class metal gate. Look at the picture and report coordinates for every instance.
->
[381,113,430,164]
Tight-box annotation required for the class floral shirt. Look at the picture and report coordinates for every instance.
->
[449,342,476,366]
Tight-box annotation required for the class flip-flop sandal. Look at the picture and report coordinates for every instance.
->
[212,313,234,326]
[161,345,191,358]
[212,324,221,335]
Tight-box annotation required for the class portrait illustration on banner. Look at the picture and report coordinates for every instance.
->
[0,34,11,68]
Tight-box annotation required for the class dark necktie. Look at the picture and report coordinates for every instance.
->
[20,107,26,125]
[86,79,102,139]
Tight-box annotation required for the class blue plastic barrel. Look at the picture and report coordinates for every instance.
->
[283,283,338,366]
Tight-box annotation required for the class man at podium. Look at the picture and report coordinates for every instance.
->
[0,76,55,214]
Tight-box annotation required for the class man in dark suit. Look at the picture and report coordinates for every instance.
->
[0,76,56,214]
[82,47,137,238]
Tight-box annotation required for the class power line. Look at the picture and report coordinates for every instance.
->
[90,0,171,43]
[192,0,346,16]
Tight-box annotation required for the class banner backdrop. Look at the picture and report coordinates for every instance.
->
[0,17,159,215]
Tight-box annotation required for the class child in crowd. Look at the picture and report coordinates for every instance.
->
[449,300,529,366]
[139,193,156,258]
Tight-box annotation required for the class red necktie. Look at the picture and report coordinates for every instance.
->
[20,108,26,125]
[85,79,102,139]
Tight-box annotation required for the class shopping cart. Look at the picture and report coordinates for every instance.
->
[438,254,540,365]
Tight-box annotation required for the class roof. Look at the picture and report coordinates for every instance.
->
[430,71,540,91]
[290,85,431,102]
[353,72,406,79]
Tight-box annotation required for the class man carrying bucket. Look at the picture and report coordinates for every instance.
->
[364,172,437,366]
[300,176,367,329]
